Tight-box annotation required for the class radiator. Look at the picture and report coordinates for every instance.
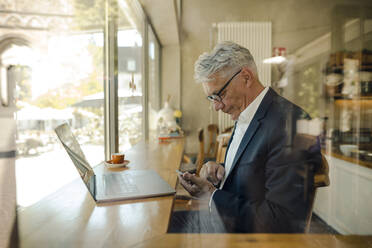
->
[215,22,272,132]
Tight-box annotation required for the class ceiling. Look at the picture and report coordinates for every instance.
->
[137,0,180,46]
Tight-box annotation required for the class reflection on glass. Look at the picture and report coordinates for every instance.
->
[0,65,8,106]
[278,5,372,235]
[118,2,144,152]
[148,25,161,137]
[0,1,105,207]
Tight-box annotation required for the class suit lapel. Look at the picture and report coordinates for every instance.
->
[228,119,261,176]
[225,88,277,182]
[222,122,237,167]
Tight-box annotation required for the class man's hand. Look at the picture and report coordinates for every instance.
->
[200,161,225,186]
[178,172,216,200]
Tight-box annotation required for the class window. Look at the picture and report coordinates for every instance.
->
[0,0,161,207]
[148,25,161,136]
[127,59,136,71]
[0,2,105,207]
[117,0,145,152]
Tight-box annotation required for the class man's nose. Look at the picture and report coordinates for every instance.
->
[214,101,224,111]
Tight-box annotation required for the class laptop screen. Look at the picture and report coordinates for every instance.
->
[55,123,96,198]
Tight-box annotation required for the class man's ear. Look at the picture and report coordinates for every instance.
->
[241,67,254,87]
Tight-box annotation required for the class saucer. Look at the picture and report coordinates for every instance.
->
[104,160,130,168]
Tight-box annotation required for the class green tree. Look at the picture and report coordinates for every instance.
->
[296,64,321,118]
[33,84,79,109]
[33,74,103,110]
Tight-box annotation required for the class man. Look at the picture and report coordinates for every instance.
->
[176,41,321,233]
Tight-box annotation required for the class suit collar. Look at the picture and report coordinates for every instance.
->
[237,87,270,124]
[251,87,276,121]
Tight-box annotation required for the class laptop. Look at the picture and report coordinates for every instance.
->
[55,123,175,203]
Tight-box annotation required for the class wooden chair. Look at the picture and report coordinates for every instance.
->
[292,133,330,232]
[181,128,204,173]
[206,124,219,159]
[183,126,219,175]
[214,125,234,164]
[195,128,205,175]
[216,133,231,164]
[177,125,229,210]
[175,129,205,211]
[305,153,330,233]
[222,125,234,134]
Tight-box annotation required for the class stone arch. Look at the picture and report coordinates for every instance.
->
[27,16,45,29]
[47,17,61,30]
[0,35,31,55]
[0,35,33,108]
[4,15,23,27]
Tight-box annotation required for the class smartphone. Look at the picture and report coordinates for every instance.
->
[176,170,194,185]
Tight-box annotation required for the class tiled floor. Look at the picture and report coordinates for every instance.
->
[309,214,339,234]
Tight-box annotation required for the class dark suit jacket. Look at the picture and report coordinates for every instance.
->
[211,88,321,233]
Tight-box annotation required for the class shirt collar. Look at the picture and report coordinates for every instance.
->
[237,87,269,124]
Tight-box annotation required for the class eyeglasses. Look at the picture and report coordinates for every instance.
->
[207,69,242,102]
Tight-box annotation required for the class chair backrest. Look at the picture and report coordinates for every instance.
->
[314,154,330,187]
[292,133,330,232]
[305,153,330,233]
[195,128,204,175]
[222,125,234,134]
[216,133,231,164]
[206,124,219,159]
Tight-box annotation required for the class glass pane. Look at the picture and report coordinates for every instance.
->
[0,1,105,207]
[148,25,161,137]
[118,1,144,152]
[264,5,372,235]
[177,2,372,236]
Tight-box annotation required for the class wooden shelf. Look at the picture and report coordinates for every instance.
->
[326,65,372,72]
[326,94,372,100]
[329,94,372,99]
[334,98,372,108]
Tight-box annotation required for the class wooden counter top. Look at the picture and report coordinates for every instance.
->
[133,234,372,248]
[18,139,184,248]
[322,149,372,169]
[17,139,371,248]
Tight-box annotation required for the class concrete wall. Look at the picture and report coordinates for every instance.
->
[161,45,181,109]
[179,0,372,154]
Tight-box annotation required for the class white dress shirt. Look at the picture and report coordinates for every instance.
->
[209,87,269,209]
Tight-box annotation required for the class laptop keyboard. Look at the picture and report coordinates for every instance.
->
[103,174,139,195]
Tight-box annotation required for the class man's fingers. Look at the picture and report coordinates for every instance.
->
[179,173,216,198]
[183,173,203,186]
[178,174,200,196]
[217,165,225,180]
[178,175,194,193]
[182,172,194,182]
[207,165,218,184]
[200,165,208,179]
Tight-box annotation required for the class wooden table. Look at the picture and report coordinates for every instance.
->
[17,138,372,248]
[18,139,184,248]
[132,234,372,248]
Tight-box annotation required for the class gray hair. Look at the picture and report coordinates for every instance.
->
[194,41,258,83]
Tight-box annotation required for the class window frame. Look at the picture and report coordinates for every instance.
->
[103,0,161,160]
